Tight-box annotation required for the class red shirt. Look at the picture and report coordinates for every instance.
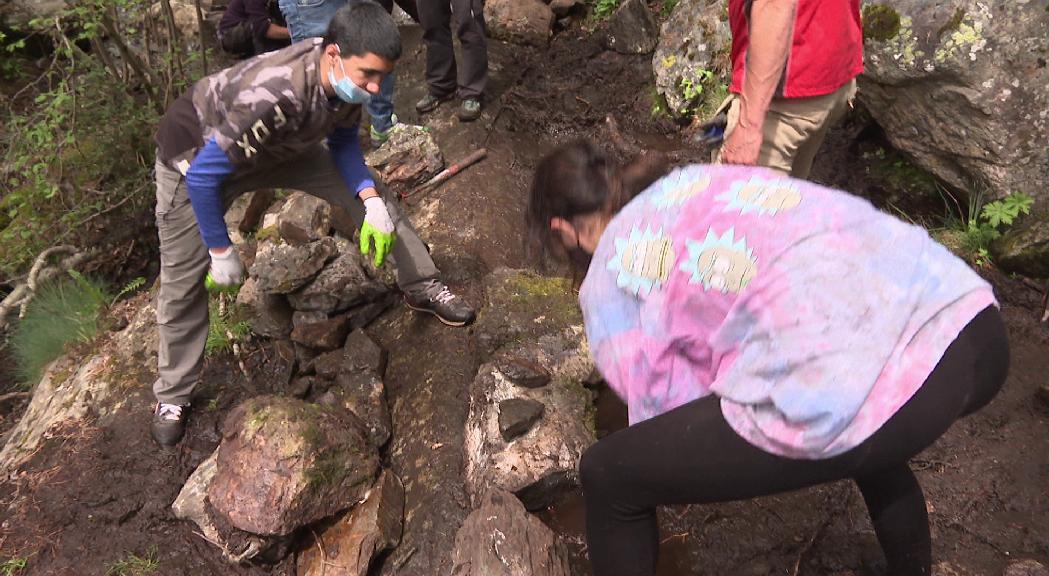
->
[729,0,864,99]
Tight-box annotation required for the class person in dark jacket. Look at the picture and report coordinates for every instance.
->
[218,0,292,57]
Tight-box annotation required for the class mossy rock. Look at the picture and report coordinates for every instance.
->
[475,268,583,355]
[991,214,1049,278]
[209,395,379,536]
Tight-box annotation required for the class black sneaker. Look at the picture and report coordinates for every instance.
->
[416,92,454,114]
[404,282,476,326]
[458,98,482,122]
[151,402,190,446]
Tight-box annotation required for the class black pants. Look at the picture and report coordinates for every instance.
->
[580,306,1010,576]
[416,0,487,99]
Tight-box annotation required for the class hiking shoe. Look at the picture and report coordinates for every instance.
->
[404,282,476,326]
[458,98,482,122]
[416,93,453,114]
[370,114,399,146]
[151,402,190,446]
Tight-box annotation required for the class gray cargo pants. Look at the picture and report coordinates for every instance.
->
[153,146,438,405]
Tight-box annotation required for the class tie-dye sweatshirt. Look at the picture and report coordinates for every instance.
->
[579,165,996,459]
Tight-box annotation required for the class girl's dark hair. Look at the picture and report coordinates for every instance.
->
[323,1,401,61]
[527,139,671,274]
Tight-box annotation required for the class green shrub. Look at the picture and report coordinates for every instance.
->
[934,190,1033,266]
[9,272,111,384]
[591,0,620,19]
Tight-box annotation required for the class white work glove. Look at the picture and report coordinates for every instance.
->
[360,196,396,267]
[205,247,245,292]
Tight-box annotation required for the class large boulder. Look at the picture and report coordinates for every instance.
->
[365,125,444,196]
[208,396,380,536]
[250,237,338,294]
[464,330,597,510]
[652,0,732,117]
[473,268,583,356]
[603,0,660,55]
[298,470,405,576]
[859,1,1049,224]
[484,0,554,46]
[450,490,571,576]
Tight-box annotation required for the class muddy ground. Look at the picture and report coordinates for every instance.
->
[2,17,1049,576]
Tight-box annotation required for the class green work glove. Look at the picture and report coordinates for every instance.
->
[360,196,396,267]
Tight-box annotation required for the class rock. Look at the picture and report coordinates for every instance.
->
[208,396,380,536]
[287,250,387,313]
[172,451,269,563]
[347,296,396,330]
[465,330,596,510]
[2,0,67,30]
[603,0,659,55]
[652,0,732,117]
[549,0,581,18]
[289,376,317,398]
[250,237,338,294]
[236,277,294,339]
[291,312,353,351]
[320,371,392,449]
[450,490,571,576]
[496,357,551,388]
[484,0,554,46]
[991,214,1049,278]
[1004,561,1049,576]
[474,268,583,356]
[148,0,213,42]
[498,398,545,441]
[277,192,332,246]
[859,1,1049,219]
[365,125,444,196]
[344,330,387,375]
[933,562,976,576]
[239,189,277,234]
[298,471,405,576]
[1004,560,1049,576]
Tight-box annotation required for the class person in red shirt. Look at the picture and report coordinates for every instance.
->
[718,0,863,179]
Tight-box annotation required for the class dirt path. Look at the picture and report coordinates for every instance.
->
[1,18,1048,576]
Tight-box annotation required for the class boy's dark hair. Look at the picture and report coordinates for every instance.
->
[323,1,401,61]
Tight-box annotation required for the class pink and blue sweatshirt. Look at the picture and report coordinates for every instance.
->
[579,165,996,459]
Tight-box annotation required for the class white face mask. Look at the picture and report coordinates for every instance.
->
[328,52,372,104]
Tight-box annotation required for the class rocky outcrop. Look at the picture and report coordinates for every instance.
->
[287,251,385,313]
[450,489,571,576]
[2,0,67,30]
[208,396,379,536]
[652,0,732,117]
[0,299,158,475]
[298,470,405,576]
[484,0,554,46]
[859,1,1049,239]
[465,332,596,510]
[603,0,660,55]
[1003,560,1049,576]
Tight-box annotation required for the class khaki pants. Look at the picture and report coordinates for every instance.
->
[721,79,857,179]
[152,146,439,405]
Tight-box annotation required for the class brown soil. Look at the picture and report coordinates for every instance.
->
[2,14,1048,576]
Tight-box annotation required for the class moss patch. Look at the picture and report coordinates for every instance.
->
[862,4,902,42]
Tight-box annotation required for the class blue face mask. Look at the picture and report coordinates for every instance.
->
[328,56,372,105]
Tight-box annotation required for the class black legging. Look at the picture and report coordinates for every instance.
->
[580,306,1010,576]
